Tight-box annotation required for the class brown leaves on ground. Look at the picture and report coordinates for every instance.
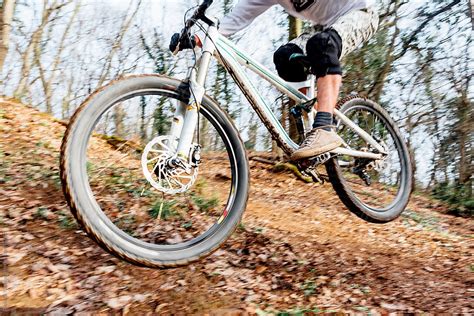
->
[1,99,473,314]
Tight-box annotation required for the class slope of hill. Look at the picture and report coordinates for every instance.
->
[1,99,473,314]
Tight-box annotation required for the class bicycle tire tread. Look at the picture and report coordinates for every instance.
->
[60,74,249,268]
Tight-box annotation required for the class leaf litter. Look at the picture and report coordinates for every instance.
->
[1,99,473,314]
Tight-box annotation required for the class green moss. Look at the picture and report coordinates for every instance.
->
[58,211,78,230]
[431,182,473,217]
[272,163,313,183]
[192,195,219,212]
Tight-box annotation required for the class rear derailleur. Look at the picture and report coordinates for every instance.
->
[352,158,372,186]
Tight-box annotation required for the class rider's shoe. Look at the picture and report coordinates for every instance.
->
[291,126,343,160]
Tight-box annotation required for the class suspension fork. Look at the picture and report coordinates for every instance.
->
[169,26,219,159]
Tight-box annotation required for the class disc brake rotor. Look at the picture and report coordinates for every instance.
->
[141,136,199,194]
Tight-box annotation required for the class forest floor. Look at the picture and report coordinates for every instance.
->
[1,99,473,315]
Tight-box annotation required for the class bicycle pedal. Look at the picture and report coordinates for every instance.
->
[303,169,325,184]
[309,152,332,166]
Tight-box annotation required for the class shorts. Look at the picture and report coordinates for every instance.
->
[290,7,380,60]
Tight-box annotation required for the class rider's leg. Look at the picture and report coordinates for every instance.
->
[314,74,342,131]
[312,7,379,133]
[290,28,344,160]
[316,75,341,113]
[290,8,379,160]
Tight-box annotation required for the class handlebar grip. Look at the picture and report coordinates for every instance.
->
[201,0,213,8]
[196,0,213,18]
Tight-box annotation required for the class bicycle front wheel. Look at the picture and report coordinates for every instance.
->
[326,97,413,223]
[60,75,249,268]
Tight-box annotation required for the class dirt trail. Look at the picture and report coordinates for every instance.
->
[1,100,473,314]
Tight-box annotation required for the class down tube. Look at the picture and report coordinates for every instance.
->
[215,39,298,155]
[218,36,308,104]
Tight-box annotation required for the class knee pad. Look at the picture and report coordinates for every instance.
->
[273,43,307,82]
[306,29,343,78]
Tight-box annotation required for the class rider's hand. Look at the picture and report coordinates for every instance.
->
[169,32,197,54]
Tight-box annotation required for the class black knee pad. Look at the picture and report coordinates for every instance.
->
[273,43,308,82]
[306,29,343,78]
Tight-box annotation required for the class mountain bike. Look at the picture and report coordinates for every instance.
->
[60,0,413,268]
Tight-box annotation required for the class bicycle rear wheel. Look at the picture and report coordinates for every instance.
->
[60,75,249,267]
[326,97,413,223]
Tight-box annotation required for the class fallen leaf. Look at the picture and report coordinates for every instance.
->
[380,302,409,311]
[107,295,132,309]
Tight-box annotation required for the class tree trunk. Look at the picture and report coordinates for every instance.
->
[288,15,302,40]
[470,0,474,28]
[272,96,288,160]
[114,105,126,138]
[61,78,74,119]
[272,15,302,160]
[456,90,472,198]
[139,96,147,142]
[0,0,16,73]
[13,0,68,100]
[287,16,302,142]
[405,115,417,190]
[36,1,80,114]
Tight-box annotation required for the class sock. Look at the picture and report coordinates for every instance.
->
[313,111,333,131]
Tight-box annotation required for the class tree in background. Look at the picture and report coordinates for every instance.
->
[140,28,175,141]
[286,15,302,143]
[13,0,74,105]
[385,0,471,213]
[0,0,471,213]
[0,0,16,76]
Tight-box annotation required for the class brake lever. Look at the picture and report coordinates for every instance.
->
[172,28,191,56]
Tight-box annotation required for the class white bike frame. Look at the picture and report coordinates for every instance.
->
[171,22,386,161]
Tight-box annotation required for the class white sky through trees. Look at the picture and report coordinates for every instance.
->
[3,0,472,187]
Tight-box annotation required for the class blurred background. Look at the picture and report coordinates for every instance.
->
[0,0,472,210]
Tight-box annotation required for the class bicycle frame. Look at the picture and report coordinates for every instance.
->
[171,22,386,161]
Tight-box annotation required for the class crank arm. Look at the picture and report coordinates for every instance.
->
[330,147,383,160]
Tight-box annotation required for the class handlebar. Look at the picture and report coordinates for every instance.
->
[185,0,214,29]
[173,0,214,55]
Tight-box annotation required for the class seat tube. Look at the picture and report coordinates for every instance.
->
[288,75,316,134]
[303,75,316,130]
[175,26,219,159]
